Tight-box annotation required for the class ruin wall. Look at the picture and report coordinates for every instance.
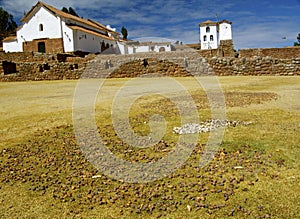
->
[0,49,299,81]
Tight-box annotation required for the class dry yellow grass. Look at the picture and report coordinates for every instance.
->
[0,76,299,218]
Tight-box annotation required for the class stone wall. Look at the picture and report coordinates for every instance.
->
[0,51,56,62]
[0,62,84,81]
[198,49,219,58]
[239,47,300,59]
[0,51,94,81]
[106,58,191,78]
[219,40,235,57]
[23,38,64,53]
[0,49,300,81]
[81,51,300,78]
[209,57,300,76]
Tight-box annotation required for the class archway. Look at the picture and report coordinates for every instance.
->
[159,47,166,52]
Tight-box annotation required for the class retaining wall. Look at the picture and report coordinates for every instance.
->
[239,47,300,59]
[0,50,300,81]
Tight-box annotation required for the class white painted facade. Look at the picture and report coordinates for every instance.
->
[3,2,175,55]
[200,22,218,50]
[61,22,74,52]
[117,41,173,54]
[219,21,232,41]
[18,7,62,42]
[199,20,232,50]
[71,27,117,54]
[3,1,119,54]
[3,38,19,52]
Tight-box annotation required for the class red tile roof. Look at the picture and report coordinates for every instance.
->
[68,25,115,41]
[2,36,17,42]
[199,20,218,27]
[21,1,119,35]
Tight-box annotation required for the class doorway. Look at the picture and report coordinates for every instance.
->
[38,42,46,53]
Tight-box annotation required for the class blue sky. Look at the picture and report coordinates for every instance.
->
[1,0,299,50]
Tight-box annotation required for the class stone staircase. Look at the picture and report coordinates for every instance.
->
[81,50,215,79]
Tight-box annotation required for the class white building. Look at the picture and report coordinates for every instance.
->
[3,1,176,55]
[3,1,120,54]
[199,19,232,50]
[117,41,173,54]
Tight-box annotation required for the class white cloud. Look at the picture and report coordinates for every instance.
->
[232,12,300,49]
[0,0,299,48]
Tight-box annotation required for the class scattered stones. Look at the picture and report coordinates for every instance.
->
[187,205,192,212]
[234,166,244,170]
[0,122,279,217]
[173,119,252,135]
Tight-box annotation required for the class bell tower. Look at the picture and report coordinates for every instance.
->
[199,19,233,52]
[199,20,218,50]
[218,20,232,42]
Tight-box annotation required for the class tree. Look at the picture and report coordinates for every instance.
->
[61,7,79,17]
[0,7,17,45]
[0,7,17,33]
[68,7,79,17]
[61,7,69,13]
[121,26,128,40]
[294,33,300,46]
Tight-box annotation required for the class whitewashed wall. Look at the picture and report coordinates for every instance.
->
[127,46,135,54]
[18,7,62,42]
[135,45,149,53]
[4,6,62,52]
[3,40,20,52]
[219,22,232,41]
[152,45,171,52]
[61,21,74,52]
[74,29,116,53]
[117,41,126,54]
[200,25,218,50]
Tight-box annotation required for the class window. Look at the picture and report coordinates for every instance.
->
[206,26,210,33]
[210,35,214,41]
[39,24,43,31]
[203,35,207,41]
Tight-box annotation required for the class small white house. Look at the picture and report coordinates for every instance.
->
[199,19,232,50]
[117,41,173,55]
[3,1,120,54]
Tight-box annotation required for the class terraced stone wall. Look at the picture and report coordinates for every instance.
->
[209,57,300,76]
[0,50,300,81]
[239,47,300,59]
[0,52,95,81]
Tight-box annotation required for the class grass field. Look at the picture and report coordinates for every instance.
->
[0,76,299,218]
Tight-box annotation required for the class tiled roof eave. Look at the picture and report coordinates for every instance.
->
[68,25,115,41]
[20,1,119,35]
[3,36,17,42]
